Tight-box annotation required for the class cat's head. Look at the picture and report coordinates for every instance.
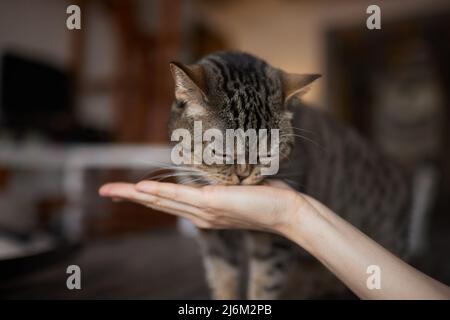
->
[168,51,320,185]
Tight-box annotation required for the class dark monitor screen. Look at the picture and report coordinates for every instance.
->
[0,52,73,132]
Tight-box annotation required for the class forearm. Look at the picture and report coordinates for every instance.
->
[281,195,450,300]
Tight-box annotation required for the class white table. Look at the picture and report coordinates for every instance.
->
[0,143,172,239]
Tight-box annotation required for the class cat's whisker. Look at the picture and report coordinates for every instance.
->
[134,159,175,168]
[149,171,212,181]
[178,176,211,186]
[133,159,209,174]
[280,133,324,150]
[136,167,198,182]
[287,126,318,135]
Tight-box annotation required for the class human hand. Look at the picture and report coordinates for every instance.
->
[99,179,450,300]
[99,180,305,234]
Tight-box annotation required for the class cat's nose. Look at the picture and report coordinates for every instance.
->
[235,164,251,181]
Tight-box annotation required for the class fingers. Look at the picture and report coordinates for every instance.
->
[100,183,152,202]
[135,181,244,211]
[99,182,207,224]
[99,180,297,232]
[134,180,282,215]
[135,181,207,206]
[100,183,239,229]
[99,182,254,230]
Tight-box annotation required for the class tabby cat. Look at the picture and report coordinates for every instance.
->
[167,51,411,299]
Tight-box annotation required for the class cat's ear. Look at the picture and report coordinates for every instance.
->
[169,62,206,102]
[281,72,321,103]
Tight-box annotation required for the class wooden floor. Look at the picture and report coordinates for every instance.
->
[0,230,209,299]
[1,212,449,299]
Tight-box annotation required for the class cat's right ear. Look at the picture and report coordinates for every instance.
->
[169,62,206,103]
[280,72,321,103]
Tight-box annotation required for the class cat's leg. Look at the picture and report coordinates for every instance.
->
[247,231,295,300]
[198,229,243,300]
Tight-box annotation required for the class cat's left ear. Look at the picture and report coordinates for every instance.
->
[280,72,321,103]
[169,62,206,103]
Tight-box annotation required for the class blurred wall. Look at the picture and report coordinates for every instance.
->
[199,0,450,107]
[0,0,119,131]
[0,0,70,68]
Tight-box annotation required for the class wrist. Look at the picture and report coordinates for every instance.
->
[276,193,318,250]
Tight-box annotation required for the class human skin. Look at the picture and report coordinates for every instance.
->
[99,180,450,300]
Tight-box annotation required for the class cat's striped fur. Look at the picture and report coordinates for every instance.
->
[168,51,411,299]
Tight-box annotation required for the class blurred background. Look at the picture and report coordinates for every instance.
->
[0,0,449,299]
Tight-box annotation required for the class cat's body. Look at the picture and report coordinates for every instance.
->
[168,51,412,299]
